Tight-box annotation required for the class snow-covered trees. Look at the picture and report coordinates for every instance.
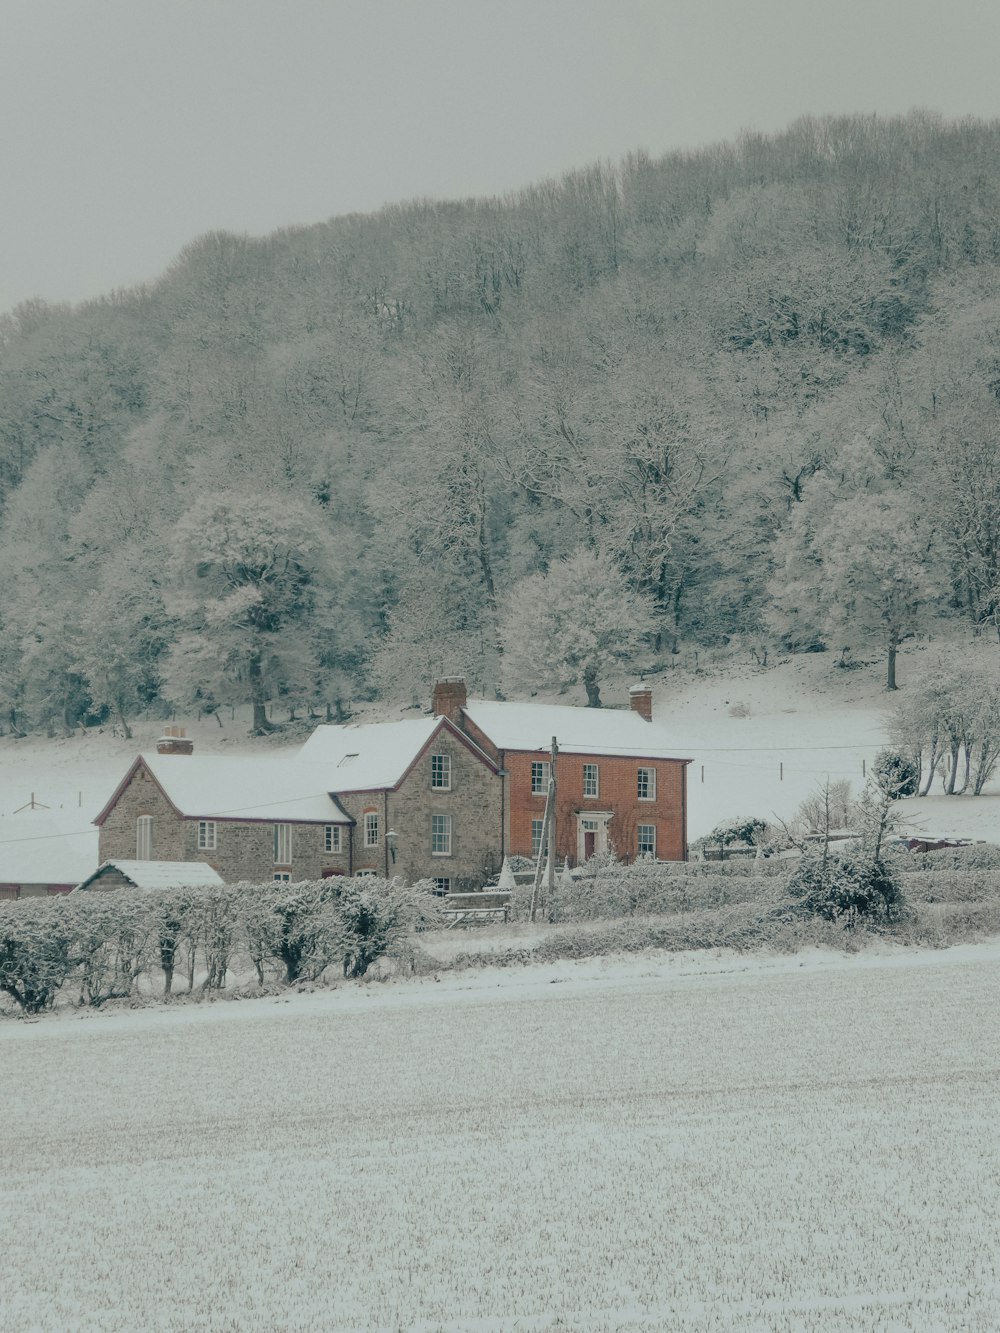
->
[889,663,1000,796]
[4,115,1000,727]
[162,494,349,733]
[498,550,657,706]
[770,483,947,689]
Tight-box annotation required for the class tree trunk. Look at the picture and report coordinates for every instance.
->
[583,666,602,708]
[249,654,276,734]
[886,636,898,691]
[919,733,940,796]
[944,740,960,794]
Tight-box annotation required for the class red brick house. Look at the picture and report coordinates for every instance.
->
[432,679,691,865]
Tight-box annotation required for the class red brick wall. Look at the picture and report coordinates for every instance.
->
[505,751,687,864]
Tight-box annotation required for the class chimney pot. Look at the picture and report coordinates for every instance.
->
[432,678,468,724]
[628,684,652,722]
[156,726,194,755]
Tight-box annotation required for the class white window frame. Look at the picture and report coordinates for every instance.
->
[364,812,379,848]
[136,815,153,861]
[531,818,545,857]
[197,820,217,851]
[430,753,451,791]
[324,825,341,854]
[273,823,293,865]
[637,824,656,857]
[431,813,452,856]
[273,872,291,882]
[355,869,377,879]
[432,877,451,897]
[583,764,599,798]
[637,767,656,801]
[531,761,550,795]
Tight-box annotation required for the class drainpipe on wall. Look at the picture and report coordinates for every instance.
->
[499,752,507,862]
[383,790,389,877]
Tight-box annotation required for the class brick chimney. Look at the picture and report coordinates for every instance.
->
[156,725,194,755]
[628,684,652,722]
[432,678,468,724]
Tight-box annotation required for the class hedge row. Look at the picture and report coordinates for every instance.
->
[0,878,436,1015]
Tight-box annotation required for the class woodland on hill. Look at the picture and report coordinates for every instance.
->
[1,111,1000,735]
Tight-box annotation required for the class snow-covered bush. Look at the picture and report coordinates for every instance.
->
[66,893,156,1007]
[873,749,919,797]
[890,843,1000,874]
[533,858,789,923]
[331,877,437,979]
[786,851,903,925]
[0,898,76,1014]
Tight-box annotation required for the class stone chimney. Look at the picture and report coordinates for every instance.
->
[628,684,652,722]
[156,725,194,756]
[432,678,468,724]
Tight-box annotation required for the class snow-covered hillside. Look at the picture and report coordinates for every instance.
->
[0,640,997,885]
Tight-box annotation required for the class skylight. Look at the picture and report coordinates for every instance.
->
[338,753,359,766]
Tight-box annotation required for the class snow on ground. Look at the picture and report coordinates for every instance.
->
[3,943,1000,1330]
[0,639,997,885]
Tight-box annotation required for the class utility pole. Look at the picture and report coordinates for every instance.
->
[546,736,558,904]
[530,736,558,923]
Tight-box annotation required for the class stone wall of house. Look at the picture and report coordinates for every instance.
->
[99,764,189,864]
[98,762,352,882]
[338,731,502,892]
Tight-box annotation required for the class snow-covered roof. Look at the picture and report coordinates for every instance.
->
[77,860,225,891]
[133,754,352,824]
[462,700,689,760]
[0,811,98,885]
[297,716,446,790]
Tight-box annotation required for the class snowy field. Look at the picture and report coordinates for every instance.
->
[3,943,1000,1331]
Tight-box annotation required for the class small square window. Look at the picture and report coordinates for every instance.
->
[583,764,599,798]
[431,813,452,856]
[531,818,545,857]
[324,825,341,854]
[364,812,379,848]
[637,824,656,857]
[637,767,656,801]
[531,761,550,794]
[431,753,451,790]
[198,820,217,851]
[432,877,450,897]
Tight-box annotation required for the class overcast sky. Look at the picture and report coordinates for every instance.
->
[3,0,999,316]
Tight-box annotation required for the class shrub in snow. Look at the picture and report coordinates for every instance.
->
[66,893,156,1007]
[891,843,1000,874]
[873,749,919,798]
[331,877,437,979]
[530,857,789,923]
[0,899,76,1014]
[787,851,903,926]
[240,881,348,985]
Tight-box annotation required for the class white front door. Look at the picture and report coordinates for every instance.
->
[576,813,612,864]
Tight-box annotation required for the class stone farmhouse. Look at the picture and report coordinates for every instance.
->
[93,682,689,890]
